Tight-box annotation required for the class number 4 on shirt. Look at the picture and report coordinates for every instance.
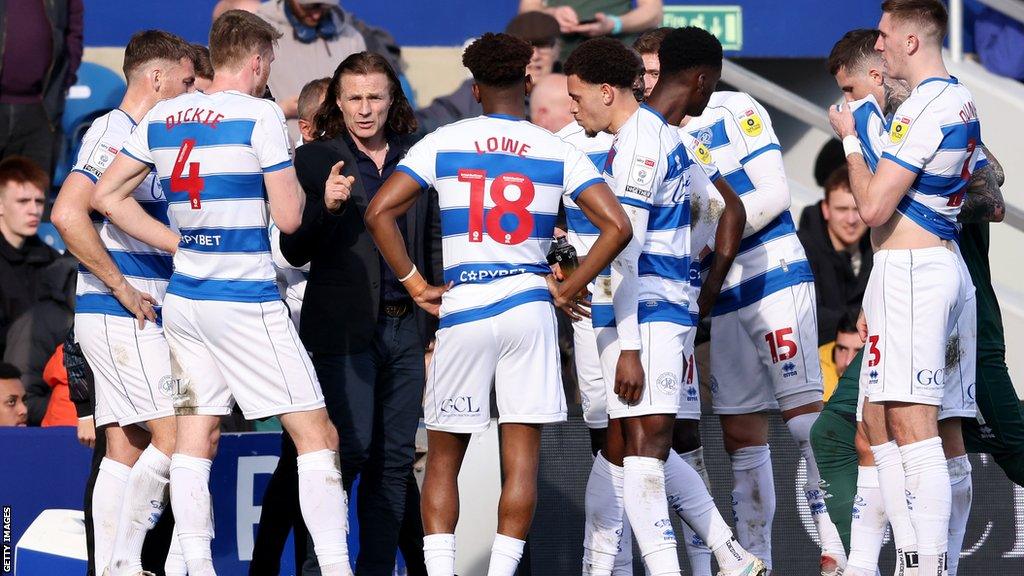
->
[172,138,205,209]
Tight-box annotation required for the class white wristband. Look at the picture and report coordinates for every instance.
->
[398,265,418,283]
[842,135,862,158]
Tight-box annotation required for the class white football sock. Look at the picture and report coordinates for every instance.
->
[729,445,775,569]
[93,458,130,573]
[297,449,352,576]
[423,533,456,576]
[846,466,887,573]
[946,455,972,576]
[165,528,187,576]
[487,533,526,576]
[677,448,713,576]
[787,413,847,561]
[169,454,216,576]
[665,450,744,572]
[623,456,680,576]
[870,442,917,553]
[900,438,950,576]
[583,452,627,576]
[109,445,171,575]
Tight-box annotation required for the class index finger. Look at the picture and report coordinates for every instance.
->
[330,160,345,176]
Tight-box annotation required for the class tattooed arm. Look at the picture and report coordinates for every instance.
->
[959,146,1006,223]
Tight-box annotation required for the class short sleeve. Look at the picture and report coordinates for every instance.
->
[72,116,126,182]
[120,111,155,168]
[725,94,780,165]
[562,144,604,201]
[252,101,293,172]
[396,132,438,189]
[612,124,663,210]
[880,107,942,175]
[974,145,989,170]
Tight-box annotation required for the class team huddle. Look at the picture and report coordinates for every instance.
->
[55,0,998,575]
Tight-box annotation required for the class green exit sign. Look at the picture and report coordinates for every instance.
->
[663,5,743,51]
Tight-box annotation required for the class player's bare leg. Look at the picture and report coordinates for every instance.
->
[780,400,848,575]
[485,423,543,576]
[94,425,145,573]
[108,416,176,576]
[421,430,470,576]
[280,408,351,576]
[721,413,774,569]
[844,422,890,575]
[885,403,948,576]
[939,418,970,576]
[583,418,634,576]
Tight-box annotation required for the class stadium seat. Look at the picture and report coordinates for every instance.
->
[52,62,127,189]
[14,509,88,576]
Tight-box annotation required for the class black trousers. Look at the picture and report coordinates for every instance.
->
[0,102,55,177]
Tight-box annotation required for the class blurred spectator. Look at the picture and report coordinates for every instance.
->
[297,77,331,145]
[519,0,663,61]
[212,0,262,19]
[0,156,60,352]
[529,73,574,132]
[0,0,84,177]
[414,11,562,137]
[4,247,76,426]
[41,344,77,426]
[797,165,872,345]
[0,361,28,426]
[257,0,367,140]
[819,312,864,401]
[191,44,215,92]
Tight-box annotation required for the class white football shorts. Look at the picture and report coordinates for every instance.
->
[574,314,608,429]
[858,246,971,410]
[75,313,174,427]
[710,281,824,414]
[423,300,567,433]
[597,321,697,420]
[162,294,325,419]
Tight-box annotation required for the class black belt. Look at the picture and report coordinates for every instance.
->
[382,300,412,318]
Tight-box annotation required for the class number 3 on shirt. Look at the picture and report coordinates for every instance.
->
[457,169,534,245]
[172,138,205,209]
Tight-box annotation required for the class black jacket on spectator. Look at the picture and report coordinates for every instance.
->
[0,233,63,353]
[797,201,873,345]
[3,254,75,425]
[280,136,442,354]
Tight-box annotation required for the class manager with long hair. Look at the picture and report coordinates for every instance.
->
[280,51,441,575]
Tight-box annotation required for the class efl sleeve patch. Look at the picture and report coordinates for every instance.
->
[626,154,657,196]
[737,108,763,138]
[82,143,119,179]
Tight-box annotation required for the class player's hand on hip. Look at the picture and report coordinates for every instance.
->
[545,274,590,321]
[413,281,452,317]
[857,308,868,342]
[614,350,645,404]
[112,281,158,329]
[77,416,96,449]
[828,102,856,139]
[325,160,355,213]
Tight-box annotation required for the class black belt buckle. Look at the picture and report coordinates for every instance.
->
[383,301,410,318]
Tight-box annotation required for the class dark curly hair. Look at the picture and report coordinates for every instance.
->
[658,26,723,77]
[563,37,642,89]
[462,33,533,87]
[313,51,417,141]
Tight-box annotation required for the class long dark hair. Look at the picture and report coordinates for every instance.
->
[313,51,417,140]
